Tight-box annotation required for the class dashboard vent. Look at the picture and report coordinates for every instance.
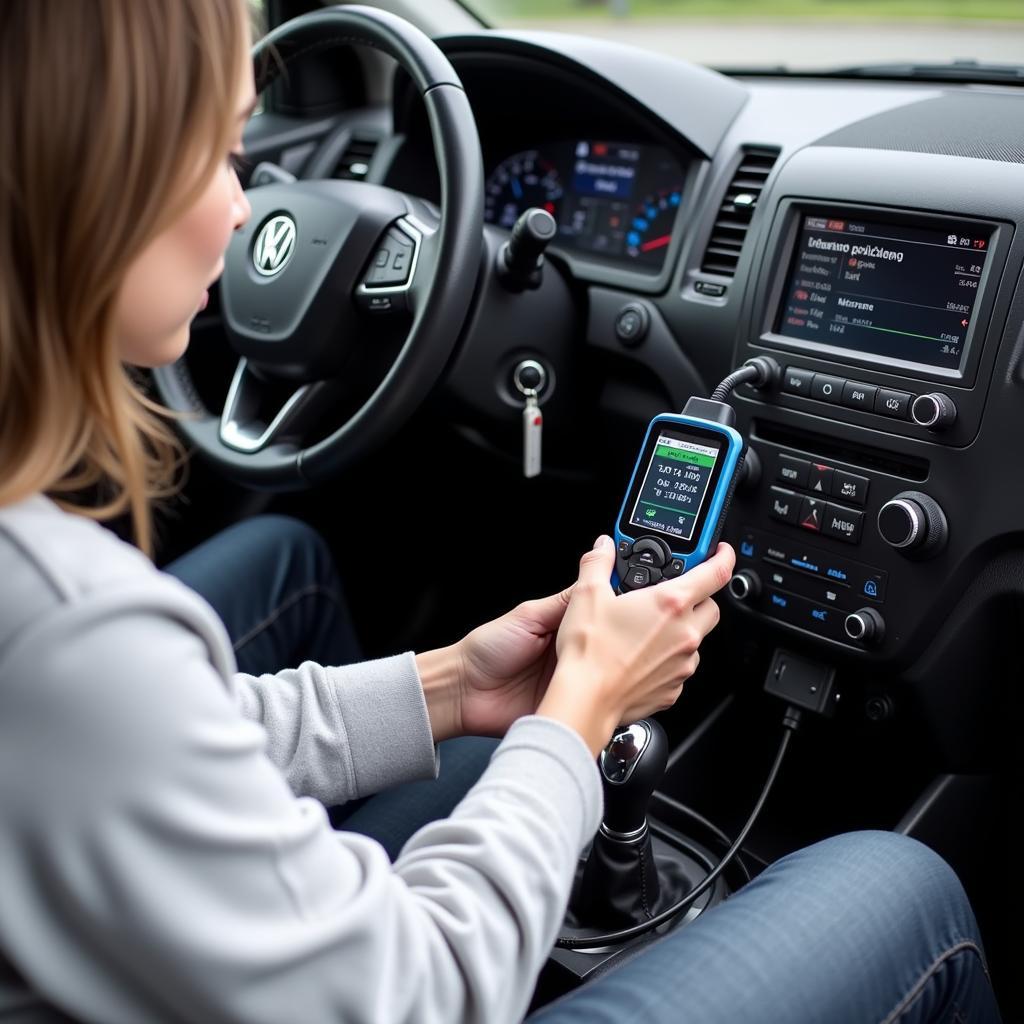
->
[700,147,780,277]
[334,133,379,179]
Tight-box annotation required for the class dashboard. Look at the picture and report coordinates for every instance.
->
[379,33,1024,696]
[484,140,685,271]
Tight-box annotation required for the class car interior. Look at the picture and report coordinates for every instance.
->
[154,0,1022,1016]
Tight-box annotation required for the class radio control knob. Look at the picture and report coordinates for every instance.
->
[729,570,761,601]
[845,607,885,645]
[877,491,948,557]
[911,392,957,431]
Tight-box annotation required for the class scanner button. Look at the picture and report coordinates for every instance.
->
[632,538,669,567]
[624,566,651,589]
[617,540,634,558]
[633,550,658,567]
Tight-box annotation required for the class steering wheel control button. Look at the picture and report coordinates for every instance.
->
[365,228,415,287]
[632,537,670,567]
[776,454,810,489]
[831,470,869,506]
[822,504,863,545]
[798,496,824,532]
[781,366,814,396]
[911,392,957,430]
[810,373,845,404]
[841,380,878,411]
[769,487,800,525]
[874,388,912,419]
[806,463,834,495]
[614,303,650,347]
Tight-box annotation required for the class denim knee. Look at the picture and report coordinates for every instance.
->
[775,830,983,950]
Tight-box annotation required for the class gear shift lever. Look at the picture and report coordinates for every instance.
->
[571,719,670,929]
[598,719,668,838]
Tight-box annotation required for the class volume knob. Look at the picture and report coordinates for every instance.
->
[911,393,957,431]
[729,570,761,601]
[877,491,948,557]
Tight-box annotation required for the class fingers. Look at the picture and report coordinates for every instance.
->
[664,542,735,604]
[575,535,616,590]
[689,596,721,639]
[519,585,575,633]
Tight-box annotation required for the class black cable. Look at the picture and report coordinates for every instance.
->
[709,355,780,403]
[652,793,755,884]
[555,707,801,950]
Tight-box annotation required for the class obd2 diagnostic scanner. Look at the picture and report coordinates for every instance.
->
[613,405,744,591]
[611,353,782,592]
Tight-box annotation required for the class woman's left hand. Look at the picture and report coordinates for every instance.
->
[454,588,573,737]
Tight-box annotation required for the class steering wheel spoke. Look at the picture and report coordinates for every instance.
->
[219,359,334,453]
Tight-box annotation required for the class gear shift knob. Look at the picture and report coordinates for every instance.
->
[599,719,668,836]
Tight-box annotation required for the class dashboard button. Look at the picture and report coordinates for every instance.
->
[822,504,863,544]
[798,496,825,532]
[769,487,800,525]
[694,281,727,297]
[614,303,650,347]
[782,366,814,396]
[811,373,845,404]
[841,380,878,410]
[831,469,869,506]
[806,463,834,496]
[777,454,810,488]
[875,388,912,419]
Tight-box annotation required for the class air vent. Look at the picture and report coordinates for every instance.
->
[334,133,379,179]
[700,147,780,278]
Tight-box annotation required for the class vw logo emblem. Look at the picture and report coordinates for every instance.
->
[252,214,296,277]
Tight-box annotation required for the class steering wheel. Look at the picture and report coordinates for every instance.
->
[153,5,483,489]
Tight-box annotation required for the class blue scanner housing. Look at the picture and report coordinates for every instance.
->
[612,409,744,591]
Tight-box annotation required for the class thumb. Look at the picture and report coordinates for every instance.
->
[576,534,616,588]
[519,585,575,634]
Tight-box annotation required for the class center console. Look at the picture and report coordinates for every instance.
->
[723,147,1024,665]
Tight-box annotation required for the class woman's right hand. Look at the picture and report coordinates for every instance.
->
[536,535,735,756]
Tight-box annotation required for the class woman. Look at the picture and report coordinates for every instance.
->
[0,2,1001,1022]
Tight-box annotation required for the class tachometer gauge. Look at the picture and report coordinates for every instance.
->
[625,188,682,261]
[485,150,563,229]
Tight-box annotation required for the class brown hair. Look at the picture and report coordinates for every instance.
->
[0,0,249,555]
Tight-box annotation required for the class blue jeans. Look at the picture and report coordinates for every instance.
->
[167,515,1002,1023]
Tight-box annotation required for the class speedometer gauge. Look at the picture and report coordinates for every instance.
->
[625,188,682,261]
[485,150,563,229]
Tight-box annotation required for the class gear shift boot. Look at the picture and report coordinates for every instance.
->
[571,828,694,929]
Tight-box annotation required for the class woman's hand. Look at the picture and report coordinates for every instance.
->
[414,588,572,742]
[454,589,574,737]
[537,536,735,755]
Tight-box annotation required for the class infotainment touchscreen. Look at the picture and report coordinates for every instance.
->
[775,214,995,372]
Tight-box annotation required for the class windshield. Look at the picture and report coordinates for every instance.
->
[465,1,1024,73]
